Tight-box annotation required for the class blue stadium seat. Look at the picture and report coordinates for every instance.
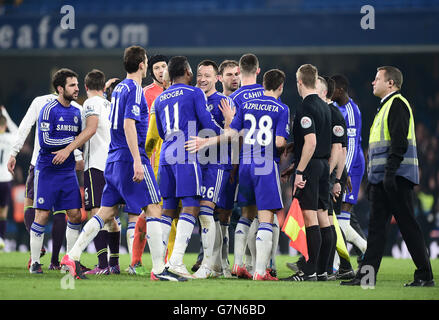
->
[2,0,439,15]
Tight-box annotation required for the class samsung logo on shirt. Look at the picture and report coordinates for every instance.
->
[56,124,79,132]
[243,103,279,112]
[160,89,184,101]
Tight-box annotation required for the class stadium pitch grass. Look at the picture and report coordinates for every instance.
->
[0,252,438,300]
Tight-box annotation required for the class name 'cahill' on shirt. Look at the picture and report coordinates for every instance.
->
[243,91,263,100]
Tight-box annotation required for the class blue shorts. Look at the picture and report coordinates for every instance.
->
[34,166,81,211]
[162,196,199,210]
[343,172,364,205]
[237,161,283,211]
[216,170,237,211]
[158,163,202,199]
[101,161,161,214]
[201,165,230,205]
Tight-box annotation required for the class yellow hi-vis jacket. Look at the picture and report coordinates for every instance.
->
[367,93,419,185]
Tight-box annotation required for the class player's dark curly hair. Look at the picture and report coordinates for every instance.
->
[52,68,78,94]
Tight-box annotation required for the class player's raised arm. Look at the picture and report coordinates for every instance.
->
[7,97,40,174]
[218,98,236,129]
[1,106,18,134]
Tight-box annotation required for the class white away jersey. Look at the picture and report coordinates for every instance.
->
[12,94,83,166]
[82,95,111,171]
[0,132,16,182]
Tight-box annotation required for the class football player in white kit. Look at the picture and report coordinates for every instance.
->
[0,106,18,250]
[79,70,119,275]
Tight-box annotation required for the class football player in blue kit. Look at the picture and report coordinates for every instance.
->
[29,68,83,274]
[193,59,235,278]
[187,69,290,281]
[154,56,224,278]
[61,46,185,281]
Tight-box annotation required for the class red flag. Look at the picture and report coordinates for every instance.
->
[281,198,308,261]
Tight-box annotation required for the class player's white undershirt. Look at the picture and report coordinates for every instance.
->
[81,95,111,172]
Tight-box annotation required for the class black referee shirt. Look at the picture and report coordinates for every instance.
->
[329,102,347,148]
[293,94,332,162]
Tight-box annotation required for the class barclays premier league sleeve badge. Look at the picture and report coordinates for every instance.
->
[333,125,344,137]
[40,122,50,132]
[300,116,312,129]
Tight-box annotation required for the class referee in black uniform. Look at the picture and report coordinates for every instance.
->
[281,64,332,281]
[342,66,434,287]
[320,76,357,279]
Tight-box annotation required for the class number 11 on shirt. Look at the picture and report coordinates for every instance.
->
[164,102,179,135]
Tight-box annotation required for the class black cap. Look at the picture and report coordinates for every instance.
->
[148,54,169,82]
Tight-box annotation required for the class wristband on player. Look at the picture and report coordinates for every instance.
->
[335,178,341,184]
[296,170,304,176]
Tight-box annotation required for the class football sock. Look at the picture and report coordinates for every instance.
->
[339,212,367,254]
[166,218,178,260]
[126,221,136,256]
[211,218,222,272]
[255,222,273,276]
[338,228,353,270]
[303,225,321,276]
[69,215,103,261]
[233,216,252,268]
[327,225,337,274]
[146,217,166,274]
[66,220,81,253]
[0,218,6,239]
[169,213,196,266]
[108,230,120,267]
[269,215,280,270]
[30,221,45,264]
[51,212,67,265]
[220,221,230,269]
[198,205,216,268]
[131,215,147,266]
[246,217,258,271]
[160,214,173,258]
[317,226,334,275]
[24,206,35,233]
[93,230,108,268]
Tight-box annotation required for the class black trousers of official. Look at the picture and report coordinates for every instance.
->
[358,176,433,282]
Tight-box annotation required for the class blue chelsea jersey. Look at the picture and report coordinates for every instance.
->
[107,78,149,164]
[154,83,221,165]
[37,99,82,170]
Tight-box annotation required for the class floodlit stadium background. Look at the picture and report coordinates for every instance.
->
[1,0,439,258]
